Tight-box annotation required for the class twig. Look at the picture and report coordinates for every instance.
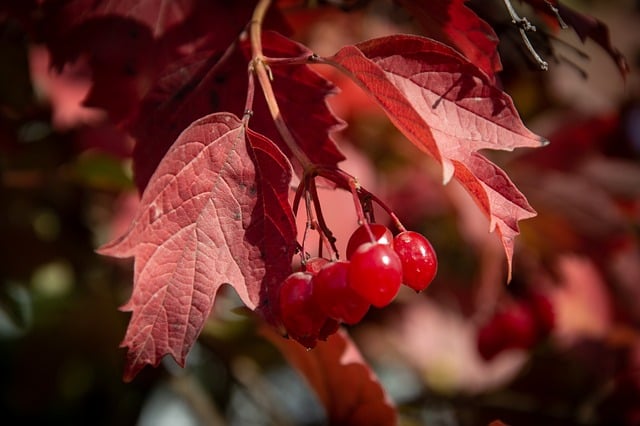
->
[248,0,314,171]
[546,1,568,29]
[501,0,549,70]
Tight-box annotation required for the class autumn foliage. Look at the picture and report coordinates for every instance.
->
[1,0,638,424]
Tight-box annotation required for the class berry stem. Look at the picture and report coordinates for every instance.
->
[316,166,408,234]
[292,176,306,217]
[301,183,315,260]
[307,178,339,259]
[357,186,407,233]
[347,178,368,226]
[347,178,378,243]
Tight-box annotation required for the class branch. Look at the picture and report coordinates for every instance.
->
[501,0,549,70]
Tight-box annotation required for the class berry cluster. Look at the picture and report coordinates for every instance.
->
[279,223,438,348]
[476,293,555,360]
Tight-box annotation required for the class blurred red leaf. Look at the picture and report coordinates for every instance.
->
[40,1,268,125]
[550,256,613,345]
[42,0,196,39]
[27,46,106,130]
[131,30,343,191]
[520,113,619,171]
[99,113,296,380]
[396,0,502,80]
[327,35,543,277]
[45,16,161,123]
[262,326,397,426]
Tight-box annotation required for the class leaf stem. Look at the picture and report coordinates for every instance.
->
[244,71,256,123]
[347,178,367,226]
[249,0,315,171]
[263,54,316,67]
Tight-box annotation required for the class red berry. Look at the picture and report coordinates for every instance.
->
[393,231,437,292]
[347,243,402,308]
[279,272,326,348]
[477,318,504,361]
[477,303,538,361]
[318,318,340,341]
[498,303,538,350]
[346,223,393,259]
[314,261,370,325]
[303,257,330,275]
[528,292,555,337]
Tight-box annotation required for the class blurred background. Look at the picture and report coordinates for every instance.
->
[1,0,639,425]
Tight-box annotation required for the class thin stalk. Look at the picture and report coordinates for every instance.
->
[307,179,339,258]
[243,71,256,123]
[501,0,549,70]
[358,186,407,233]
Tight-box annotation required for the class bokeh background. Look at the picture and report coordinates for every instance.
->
[1,0,639,425]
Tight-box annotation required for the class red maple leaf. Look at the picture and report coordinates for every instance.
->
[325,34,545,277]
[99,113,296,380]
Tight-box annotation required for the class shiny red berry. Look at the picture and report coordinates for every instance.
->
[497,303,538,351]
[314,261,370,324]
[477,303,538,360]
[346,223,393,259]
[279,272,325,348]
[303,257,330,275]
[528,292,555,337]
[347,243,402,308]
[393,231,437,292]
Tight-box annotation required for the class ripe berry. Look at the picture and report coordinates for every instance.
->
[528,292,555,337]
[303,257,330,275]
[393,231,437,292]
[279,272,326,348]
[477,303,538,361]
[497,303,538,351]
[346,223,393,259]
[318,318,340,341]
[476,318,504,361]
[314,261,370,325]
[347,243,402,308]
